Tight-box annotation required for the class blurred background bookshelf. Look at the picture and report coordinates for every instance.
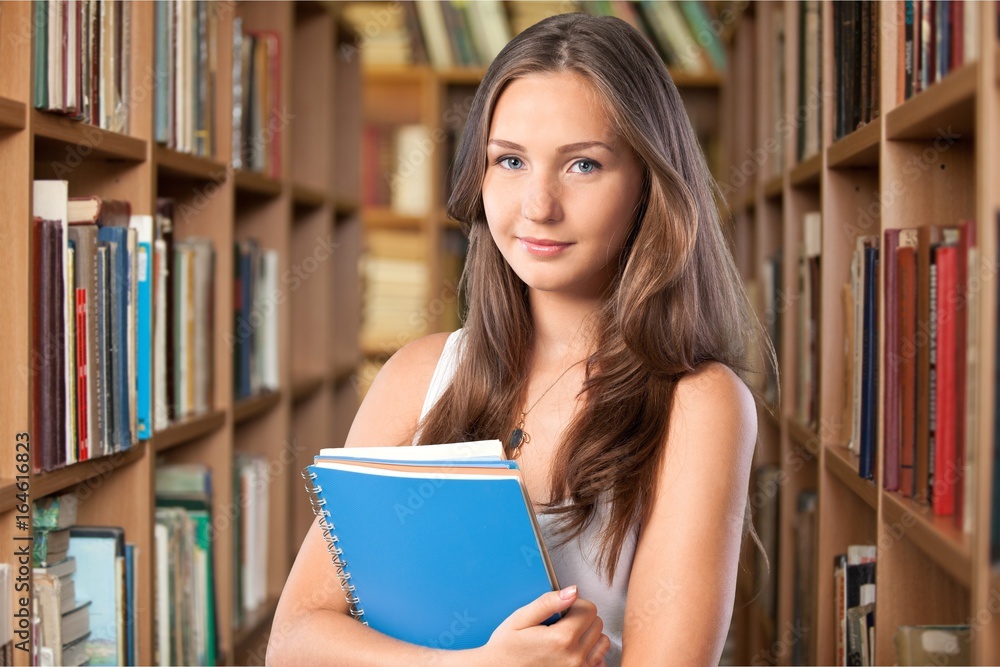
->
[722,1,1000,665]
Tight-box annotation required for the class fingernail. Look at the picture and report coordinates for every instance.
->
[559,585,577,600]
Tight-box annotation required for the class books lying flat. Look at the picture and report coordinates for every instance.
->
[303,440,559,650]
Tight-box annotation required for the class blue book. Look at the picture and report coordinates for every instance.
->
[96,226,132,450]
[67,526,125,666]
[859,245,879,481]
[130,216,154,440]
[304,440,560,650]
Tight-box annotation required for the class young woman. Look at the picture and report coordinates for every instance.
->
[269,12,766,667]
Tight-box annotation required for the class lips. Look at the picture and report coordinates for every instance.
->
[518,237,573,257]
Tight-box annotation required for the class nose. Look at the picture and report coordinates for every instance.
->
[521,174,562,224]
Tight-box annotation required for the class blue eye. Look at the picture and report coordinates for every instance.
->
[572,159,600,174]
[498,156,523,170]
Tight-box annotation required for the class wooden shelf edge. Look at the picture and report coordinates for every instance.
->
[0,97,27,130]
[881,491,972,587]
[233,595,280,657]
[331,360,360,386]
[668,69,723,88]
[885,61,978,140]
[33,444,146,499]
[154,409,227,453]
[828,116,881,168]
[823,443,878,510]
[434,66,489,85]
[234,169,283,198]
[292,182,328,209]
[789,152,822,188]
[234,390,282,426]
[0,480,18,513]
[334,197,360,217]
[363,208,424,230]
[786,417,820,452]
[154,145,227,181]
[291,374,325,404]
[763,174,783,200]
[31,109,147,161]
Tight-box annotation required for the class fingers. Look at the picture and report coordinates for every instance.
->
[587,633,611,666]
[501,585,578,630]
[576,609,604,649]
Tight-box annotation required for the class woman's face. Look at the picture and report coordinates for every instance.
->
[482,71,644,299]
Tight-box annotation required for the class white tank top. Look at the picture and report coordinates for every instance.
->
[416,329,635,666]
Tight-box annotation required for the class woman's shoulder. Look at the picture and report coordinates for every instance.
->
[669,361,756,449]
[371,331,457,400]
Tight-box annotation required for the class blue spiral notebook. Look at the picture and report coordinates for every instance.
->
[303,440,560,650]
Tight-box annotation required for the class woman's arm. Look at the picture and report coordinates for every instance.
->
[266,333,610,666]
[620,362,757,667]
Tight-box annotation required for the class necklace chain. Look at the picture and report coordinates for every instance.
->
[508,358,586,459]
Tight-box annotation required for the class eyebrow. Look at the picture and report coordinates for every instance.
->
[487,139,615,154]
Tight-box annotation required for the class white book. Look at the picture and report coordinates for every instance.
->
[391,125,432,217]
[153,239,169,430]
[261,250,280,390]
[414,1,453,69]
[320,440,505,461]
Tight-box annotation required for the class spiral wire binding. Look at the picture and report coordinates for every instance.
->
[302,467,367,623]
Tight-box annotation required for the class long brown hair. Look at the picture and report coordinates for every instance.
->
[414,12,772,582]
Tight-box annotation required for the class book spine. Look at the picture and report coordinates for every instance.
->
[301,467,366,623]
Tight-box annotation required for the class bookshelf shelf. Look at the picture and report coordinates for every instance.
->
[669,69,724,88]
[334,197,360,217]
[362,63,432,84]
[31,110,147,161]
[828,116,881,168]
[233,595,280,660]
[885,61,978,140]
[435,66,489,85]
[363,207,424,230]
[291,374,325,404]
[233,390,283,426]
[153,410,228,453]
[154,145,227,182]
[882,491,972,588]
[786,416,819,452]
[763,174,783,200]
[234,169,283,198]
[332,362,358,386]
[0,480,17,513]
[824,443,878,510]
[33,445,146,500]
[0,97,26,130]
[361,338,402,357]
[789,152,822,188]
[292,182,328,209]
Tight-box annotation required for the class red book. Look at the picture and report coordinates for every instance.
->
[953,219,976,525]
[884,229,901,491]
[898,234,919,497]
[933,245,957,516]
[951,0,964,68]
[76,288,89,461]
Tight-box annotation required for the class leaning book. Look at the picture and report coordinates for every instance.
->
[302,439,560,650]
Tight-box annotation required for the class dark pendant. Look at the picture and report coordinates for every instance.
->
[509,428,525,451]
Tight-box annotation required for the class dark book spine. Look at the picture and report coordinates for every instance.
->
[859,245,879,481]
[904,0,915,100]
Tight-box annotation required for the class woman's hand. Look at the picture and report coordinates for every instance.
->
[472,585,610,667]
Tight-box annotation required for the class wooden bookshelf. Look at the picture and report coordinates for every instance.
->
[0,2,363,665]
[722,2,1000,665]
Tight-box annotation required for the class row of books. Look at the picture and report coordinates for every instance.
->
[792,490,819,666]
[32,494,139,666]
[232,240,280,401]
[33,0,131,134]
[155,464,218,666]
[840,221,978,530]
[833,2,880,142]
[233,454,272,627]
[361,124,433,217]
[348,1,726,76]
[232,17,282,179]
[898,0,982,103]
[834,545,876,666]
[796,1,823,161]
[31,182,218,472]
[154,0,219,158]
[360,230,430,352]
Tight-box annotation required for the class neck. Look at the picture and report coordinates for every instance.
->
[528,288,603,367]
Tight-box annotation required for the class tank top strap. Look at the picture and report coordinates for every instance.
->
[417,328,465,425]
